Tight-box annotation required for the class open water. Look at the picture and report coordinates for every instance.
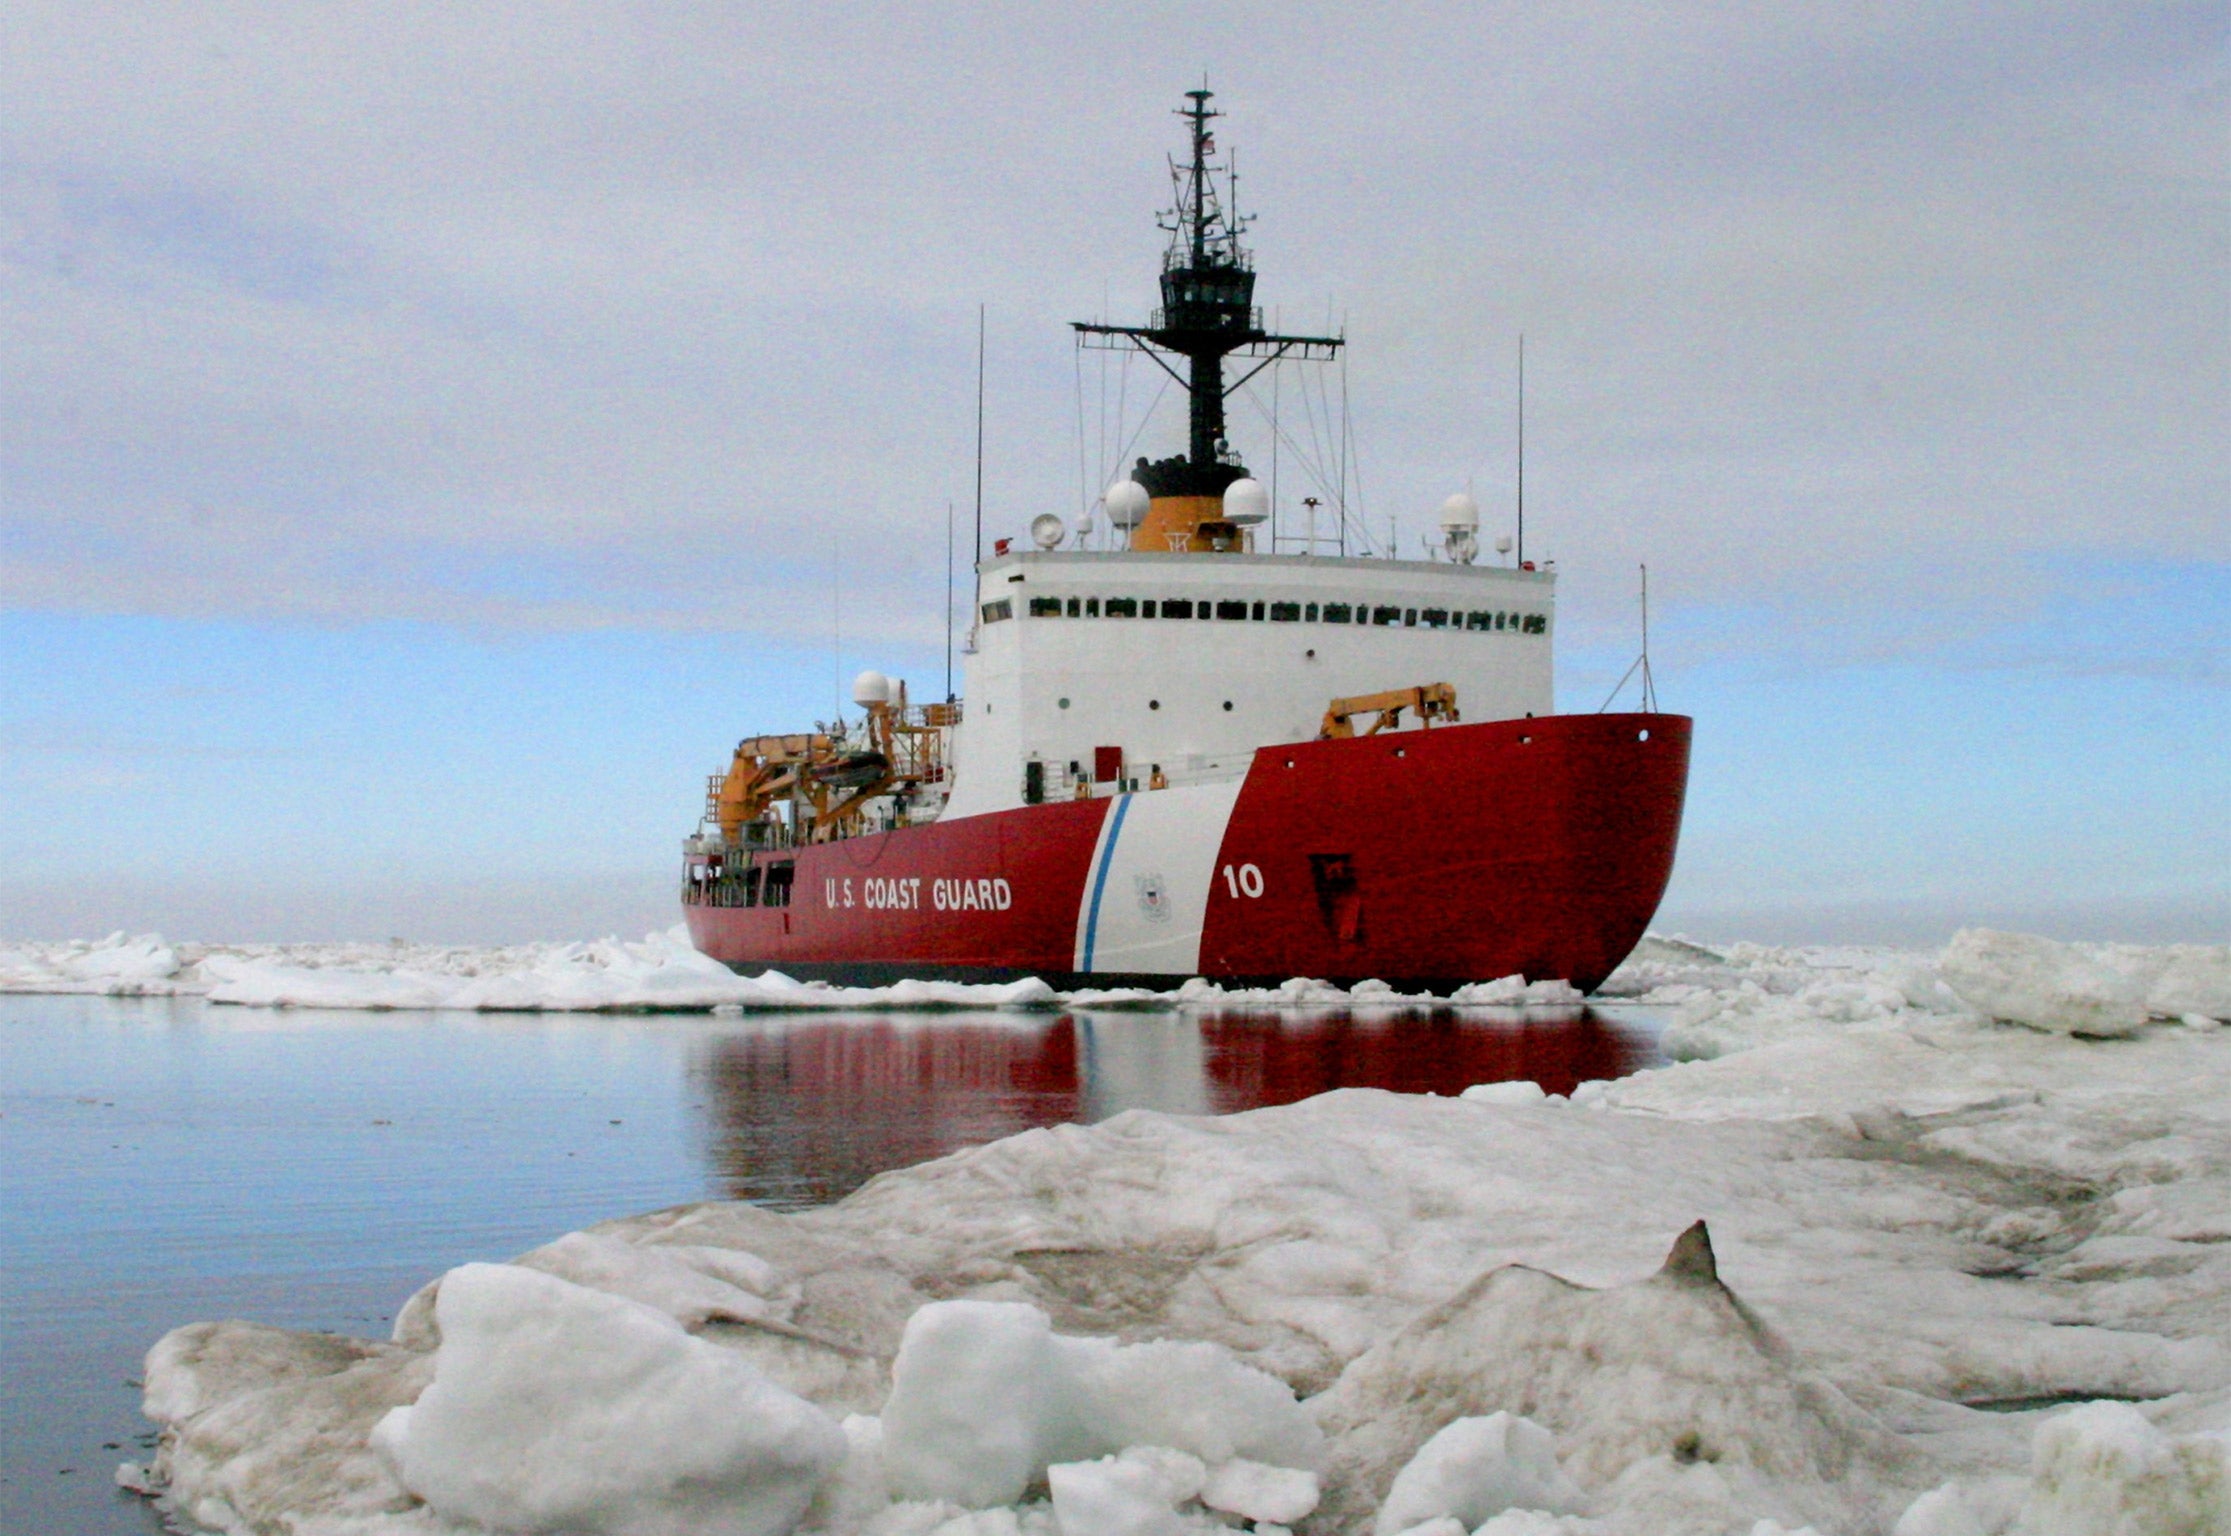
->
[0,993,1662,1535]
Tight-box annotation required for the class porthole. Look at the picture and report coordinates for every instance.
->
[1149,699,1161,710]
[1222,701,1234,712]
[1519,734,1532,744]
[1638,728,1650,741]
[1059,697,1071,709]
[1394,747,1406,758]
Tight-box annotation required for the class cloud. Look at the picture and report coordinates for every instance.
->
[0,2,2221,666]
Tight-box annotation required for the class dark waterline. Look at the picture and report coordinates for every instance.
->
[0,993,1662,1535]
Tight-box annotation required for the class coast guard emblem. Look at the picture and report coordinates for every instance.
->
[1134,872,1170,923]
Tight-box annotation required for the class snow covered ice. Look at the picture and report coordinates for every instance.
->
[106,929,2231,1534]
[3,926,1582,1014]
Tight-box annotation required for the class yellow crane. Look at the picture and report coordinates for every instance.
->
[1317,683,1460,740]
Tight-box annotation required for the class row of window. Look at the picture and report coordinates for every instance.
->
[982,595,1547,633]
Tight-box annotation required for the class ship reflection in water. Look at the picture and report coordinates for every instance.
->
[693,1007,1661,1209]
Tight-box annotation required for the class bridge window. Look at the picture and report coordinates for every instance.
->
[1524,614,1547,634]
[1323,602,1352,623]
[1270,601,1301,621]
[981,599,1013,623]
[1105,597,1137,617]
[1066,596,1081,616]
[1216,599,1248,620]
[1466,610,1490,630]
[1252,600,1265,620]
[1304,602,1318,621]
[1371,605,1399,625]
[1422,607,1449,629]
[1029,596,1062,617]
[1404,608,1418,627]
[1085,597,1100,616]
[1162,598,1194,619]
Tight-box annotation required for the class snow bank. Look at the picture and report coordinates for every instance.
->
[1621,929,2229,1060]
[196,932,1069,1014]
[1313,1221,1917,1534]
[1938,928,2231,1037]
[122,930,2231,1536]
[1937,929,2152,1037]
[0,930,188,994]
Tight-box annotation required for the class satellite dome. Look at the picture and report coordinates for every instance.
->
[1439,492,1481,531]
[1029,513,1066,550]
[850,670,890,708]
[1105,480,1150,529]
[1223,477,1270,526]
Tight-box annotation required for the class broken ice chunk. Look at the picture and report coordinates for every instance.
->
[1372,1413,1585,1536]
[1200,1457,1321,1525]
[1459,1081,1549,1107]
[1047,1454,1187,1536]
[879,1299,1320,1509]
[882,1300,1084,1508]
[369,1262,843,1536]
[1938,930,2149,1037]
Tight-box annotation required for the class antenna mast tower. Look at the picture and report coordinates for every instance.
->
[1074,88,1343,501]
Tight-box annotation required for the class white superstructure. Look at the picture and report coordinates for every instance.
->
[940,549,1555,818]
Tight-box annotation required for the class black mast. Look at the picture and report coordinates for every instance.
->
[1074,88,1342,499]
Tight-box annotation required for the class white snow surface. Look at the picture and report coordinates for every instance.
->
[124,931,2231,1536]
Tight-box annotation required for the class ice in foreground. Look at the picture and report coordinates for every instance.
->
[123,932,2231,1534]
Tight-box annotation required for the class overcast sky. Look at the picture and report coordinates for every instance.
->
[2,3,2224,944]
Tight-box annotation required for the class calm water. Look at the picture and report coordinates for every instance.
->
[0,992,1662,1536]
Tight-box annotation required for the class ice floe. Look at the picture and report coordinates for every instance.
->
[0,930,189,994]
[0,925,1601,1014]
[100,928,2231,1533]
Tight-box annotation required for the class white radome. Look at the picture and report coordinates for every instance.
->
[1439,492,1480,532]
[1029,513,1066,551]
[851,670,891,708]
[1104,480,1151,529]
[1223,478,1270,526]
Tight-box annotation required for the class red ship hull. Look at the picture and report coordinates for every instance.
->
[685,712,1689,993]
